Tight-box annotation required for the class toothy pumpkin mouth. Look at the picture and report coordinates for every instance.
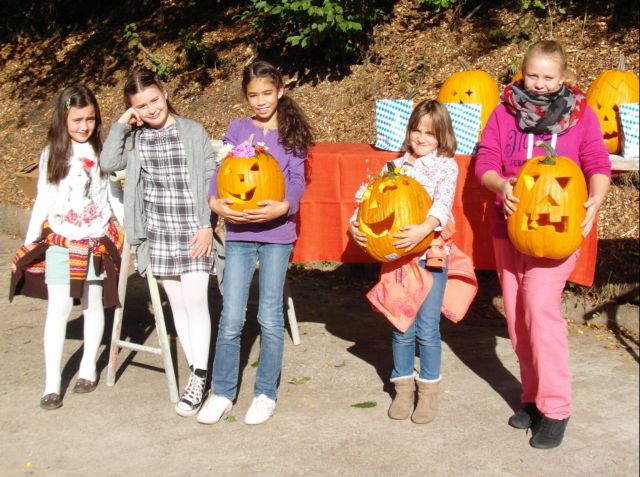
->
[359,213,395,238]
[523,213,568,233]
[602,132,619,140]
[229,188,256,202]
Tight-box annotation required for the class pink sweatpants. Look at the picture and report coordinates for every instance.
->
[493,238,578,419]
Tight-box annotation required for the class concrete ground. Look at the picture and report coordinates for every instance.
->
[1,228,638,476]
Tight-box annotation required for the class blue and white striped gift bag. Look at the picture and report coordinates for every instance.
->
[619,103,639,159]
[374,99,413,152]
[444,103,482,155]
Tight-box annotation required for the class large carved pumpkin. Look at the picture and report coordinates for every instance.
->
[586,55,640,154]
[357,168,433,262]
[507,142,588,259]
[437,61,500,129]
[217,143,285,211]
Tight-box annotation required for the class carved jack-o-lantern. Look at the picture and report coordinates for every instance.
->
[357,169,433,262]
[216,144,285,211]
[437,64,500,129]
[586,60,639,154]
[507,142,588,259]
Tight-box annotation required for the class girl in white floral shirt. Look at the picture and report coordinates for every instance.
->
[350,100,458,424]
[18,85,123,410]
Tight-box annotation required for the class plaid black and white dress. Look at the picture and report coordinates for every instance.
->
[139,124,212,276]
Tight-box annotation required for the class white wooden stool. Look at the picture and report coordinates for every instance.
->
[105,239,179,403]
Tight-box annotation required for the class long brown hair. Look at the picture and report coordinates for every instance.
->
[404,100,457,157]
[242,60,314,157]
[46,84,102,185]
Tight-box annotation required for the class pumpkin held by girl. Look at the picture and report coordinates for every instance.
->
[216,141,285,211]
[507,141,588,259]
[356,164,434,262]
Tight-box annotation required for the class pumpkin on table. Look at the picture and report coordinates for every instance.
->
[507,141,588,259]
[357,164,433,262]
[437,58,500,129]
[586,54,640,154]
[216,141,285,211]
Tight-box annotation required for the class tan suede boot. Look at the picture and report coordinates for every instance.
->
[412,379,439,424]
[388,376,416,420]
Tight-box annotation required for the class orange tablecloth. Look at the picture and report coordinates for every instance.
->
[291,143,598,287]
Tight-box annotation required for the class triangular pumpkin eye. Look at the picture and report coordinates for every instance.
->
[556,177,570,189]
[465,89,473,97]
[250,163,260,171]
[523,174,538,191]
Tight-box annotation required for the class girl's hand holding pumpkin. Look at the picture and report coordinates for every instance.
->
[244,200,290,223]
[190,227,213,258]
[117,107,144,127]
[209,197,250,224]
[349,220,367,249]
[393,222,431,252]
[500,177,519,217]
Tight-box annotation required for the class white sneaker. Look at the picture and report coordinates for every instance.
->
[197,394,233,424]
[244,394,277,425]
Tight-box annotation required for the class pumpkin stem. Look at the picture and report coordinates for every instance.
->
[386,161,396,173]
[457,56,472,71]
[617,52,625,70]
[536,140,558,165]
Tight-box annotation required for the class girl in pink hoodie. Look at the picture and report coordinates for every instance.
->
[475,40,611,449]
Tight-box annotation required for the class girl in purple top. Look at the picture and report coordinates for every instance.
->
[199,60,313,426]
[475,40,611,449]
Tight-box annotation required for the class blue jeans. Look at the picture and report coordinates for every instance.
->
[212,241,292,401]
[391,262,447,381]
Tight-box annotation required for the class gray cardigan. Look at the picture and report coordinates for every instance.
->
[101,115,216,274]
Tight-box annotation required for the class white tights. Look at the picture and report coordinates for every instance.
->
[43,282,105,395]
[162,272,211,371]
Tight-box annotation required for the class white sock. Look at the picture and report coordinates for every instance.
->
[78,283,105,382]
[163,272,211,371]
[43,285,73,395]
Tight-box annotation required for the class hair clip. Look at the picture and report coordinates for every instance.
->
[64,98,71,110]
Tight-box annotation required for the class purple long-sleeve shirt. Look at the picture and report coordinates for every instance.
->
[474,103,611,239]
[209,118,306,244]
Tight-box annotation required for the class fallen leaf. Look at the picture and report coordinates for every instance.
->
[351,401,377,408]
[250,360,260,368]
[224,415,236,423]
[288,376,311,385]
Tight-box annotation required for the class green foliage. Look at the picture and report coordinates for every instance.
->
[239,0,390,62]
[181,29,216,69]
[123,23,175,80]
[520,0,567,15]
[418,0,466,12]
[507,56,522,77]
[124,23,139,50]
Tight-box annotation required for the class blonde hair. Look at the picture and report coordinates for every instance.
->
[523,39,568,72]
[404,100,457,157]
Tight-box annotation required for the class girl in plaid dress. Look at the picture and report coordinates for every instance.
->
[101,70,216,417]
[199,60,313,426]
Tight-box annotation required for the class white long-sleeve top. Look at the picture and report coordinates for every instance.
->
[25,142,124,244]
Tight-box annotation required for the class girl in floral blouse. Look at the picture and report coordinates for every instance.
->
[349,100,458,424]
[12,84,124,410]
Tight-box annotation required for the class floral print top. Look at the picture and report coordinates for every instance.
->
[25,142,124,244]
